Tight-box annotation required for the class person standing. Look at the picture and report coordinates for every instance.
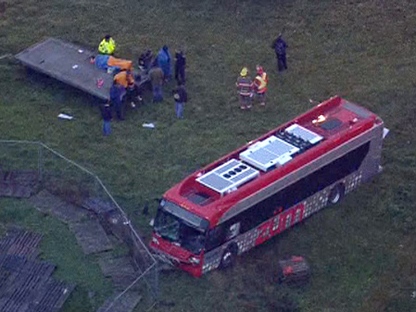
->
[109,81,126,120]
[157,45,172,81]
[172,82,187,119]
[138,49,153,74]
[174,49,186,85]
[253,65,268,106]
[236,67,253,110]
[271,34,288,72]
[100,102,112,136]
[98,35,116,55]
[148,62,165,103]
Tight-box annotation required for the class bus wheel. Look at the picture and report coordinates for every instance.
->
[219,243,238,269]
[328,184,345,205]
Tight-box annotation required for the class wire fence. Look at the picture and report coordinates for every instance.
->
[0,140,159,312]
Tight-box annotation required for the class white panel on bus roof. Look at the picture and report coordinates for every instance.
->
[239,136,299,172]
[285,124,323,144]
[196,159,259,195]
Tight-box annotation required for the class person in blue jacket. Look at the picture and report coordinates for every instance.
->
[157,45,172,81]
[109,81,126,120]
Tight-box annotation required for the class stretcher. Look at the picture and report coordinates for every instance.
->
[15,38,147,101]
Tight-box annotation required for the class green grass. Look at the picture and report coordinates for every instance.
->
[1,0,416,311]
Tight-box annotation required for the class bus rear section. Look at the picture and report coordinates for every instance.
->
[149,96,388,277]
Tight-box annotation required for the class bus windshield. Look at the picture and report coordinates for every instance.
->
[153,200,208,254]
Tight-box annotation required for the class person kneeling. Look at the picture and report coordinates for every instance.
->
[113,70,142,108]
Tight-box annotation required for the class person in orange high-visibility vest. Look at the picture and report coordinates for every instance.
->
[253,65,268,106]
[113,70,141,108]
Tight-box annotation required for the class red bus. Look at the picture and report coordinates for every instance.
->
[149,96,388,277]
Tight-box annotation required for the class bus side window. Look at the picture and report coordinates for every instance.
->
[205,226,226,251]
[226,222,240,240]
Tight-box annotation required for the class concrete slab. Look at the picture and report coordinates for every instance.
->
[69,219,113,255]
[15,38,149,101]
[98,253,136,277]
[97,290,142,312]
[28,190,88,224]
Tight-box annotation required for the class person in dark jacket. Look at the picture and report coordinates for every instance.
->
[100,102,112,136]
[174,49,186,85]
[138,49,153,74]
[272,34,288,72]
[172,82,187,119]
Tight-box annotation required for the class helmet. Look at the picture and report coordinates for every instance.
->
[256,65,264,74]
[240,67,248,76]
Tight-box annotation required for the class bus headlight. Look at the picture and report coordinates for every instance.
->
[189,256,200,265]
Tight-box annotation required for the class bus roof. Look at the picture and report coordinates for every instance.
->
[164,96,382,227]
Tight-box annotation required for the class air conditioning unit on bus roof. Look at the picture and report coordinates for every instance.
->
[196,159,260,195]
[239,135,300,172]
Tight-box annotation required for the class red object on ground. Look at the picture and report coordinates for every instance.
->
[97,78,104,88]
[278,256,310,285]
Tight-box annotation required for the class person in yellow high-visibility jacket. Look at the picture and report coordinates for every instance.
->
[98,35,116,55]
[253,65,268,106]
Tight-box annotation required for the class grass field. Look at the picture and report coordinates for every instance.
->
[1,0,416,311]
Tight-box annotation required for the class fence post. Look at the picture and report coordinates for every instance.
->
[38,143,43,184]
[152,262,160,299]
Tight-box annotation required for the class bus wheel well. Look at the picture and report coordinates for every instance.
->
[328,183,345,205]
[219,243,238,269]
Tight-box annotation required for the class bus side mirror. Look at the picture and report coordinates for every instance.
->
[382,127,389,139]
